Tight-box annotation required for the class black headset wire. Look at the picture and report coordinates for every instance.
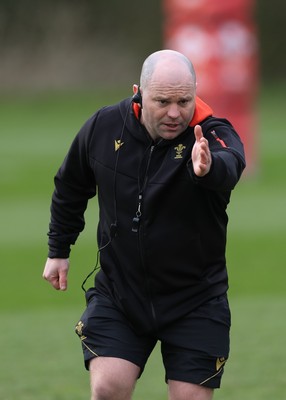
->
[81,97,134,292]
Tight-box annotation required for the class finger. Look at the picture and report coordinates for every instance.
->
[59,270,67,291]
[194,125,203,142]
[49,275,61,290]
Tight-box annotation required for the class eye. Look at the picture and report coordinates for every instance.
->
[179,99,190,106]
[158,99,168,105]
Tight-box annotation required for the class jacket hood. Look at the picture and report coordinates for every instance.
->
[189,96,213,127]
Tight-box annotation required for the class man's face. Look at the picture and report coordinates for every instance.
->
[140,65,196,141]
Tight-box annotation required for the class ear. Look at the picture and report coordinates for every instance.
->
[133,84,139,95]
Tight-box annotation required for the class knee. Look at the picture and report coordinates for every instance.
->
[91,380,115,400]
[89,357,138,400]
[91,376,133,400]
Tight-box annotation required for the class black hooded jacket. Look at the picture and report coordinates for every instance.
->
[48,97,245,334]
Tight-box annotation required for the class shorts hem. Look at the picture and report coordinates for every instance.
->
[166,372,222,389]
[83,348,144,373]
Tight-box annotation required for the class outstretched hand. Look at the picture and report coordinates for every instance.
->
[191,125,212,177]
[42,258,69,291]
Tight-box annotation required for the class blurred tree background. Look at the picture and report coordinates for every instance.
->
[0,0,161,90]
[0,0,284,91]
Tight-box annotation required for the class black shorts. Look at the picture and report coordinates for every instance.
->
[75,290,230,389]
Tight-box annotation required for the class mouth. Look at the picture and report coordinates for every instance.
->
[164,123,180,130]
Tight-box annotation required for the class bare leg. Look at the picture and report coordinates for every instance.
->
[168,380,214,400]
[89,357,140,400]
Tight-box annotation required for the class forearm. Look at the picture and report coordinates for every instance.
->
[188,149,244,191]
[48,183,88,258]
[47,126,97,258]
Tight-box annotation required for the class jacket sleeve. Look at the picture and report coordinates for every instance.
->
[187,118,246,191]
[48,115,97,258]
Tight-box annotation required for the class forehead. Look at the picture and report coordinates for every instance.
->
[146,62,195,97]
[147,80,195,100]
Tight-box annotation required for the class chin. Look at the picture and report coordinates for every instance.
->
[163,131,182,140]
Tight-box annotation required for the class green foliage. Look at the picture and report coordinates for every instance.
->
[1,0,286,89]
[0,84,285,398]
[0,1,162,90]
[256,1,286,80]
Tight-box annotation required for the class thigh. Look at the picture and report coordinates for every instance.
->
[161,295,231,389]
[168,380,213,400]
[75,288,156,372]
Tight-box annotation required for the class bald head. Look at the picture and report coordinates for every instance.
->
[136,50,197,141]
[140,50,196,90]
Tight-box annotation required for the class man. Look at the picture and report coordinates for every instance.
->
[43,49,245,400]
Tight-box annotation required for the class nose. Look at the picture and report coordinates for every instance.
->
[167,103,180,119]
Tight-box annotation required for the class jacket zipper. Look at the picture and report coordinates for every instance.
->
[132,144,157,326]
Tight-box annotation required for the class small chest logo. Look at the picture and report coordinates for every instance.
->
[115,139,124,152]
[173,144,186,160]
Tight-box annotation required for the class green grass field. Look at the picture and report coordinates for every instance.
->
[1,84,285,399]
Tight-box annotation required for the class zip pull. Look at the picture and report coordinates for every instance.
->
[132,194,142,233]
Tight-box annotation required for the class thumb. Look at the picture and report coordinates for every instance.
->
[194,125,203,142]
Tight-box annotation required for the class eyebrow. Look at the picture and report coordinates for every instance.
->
[154,94,194,101]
